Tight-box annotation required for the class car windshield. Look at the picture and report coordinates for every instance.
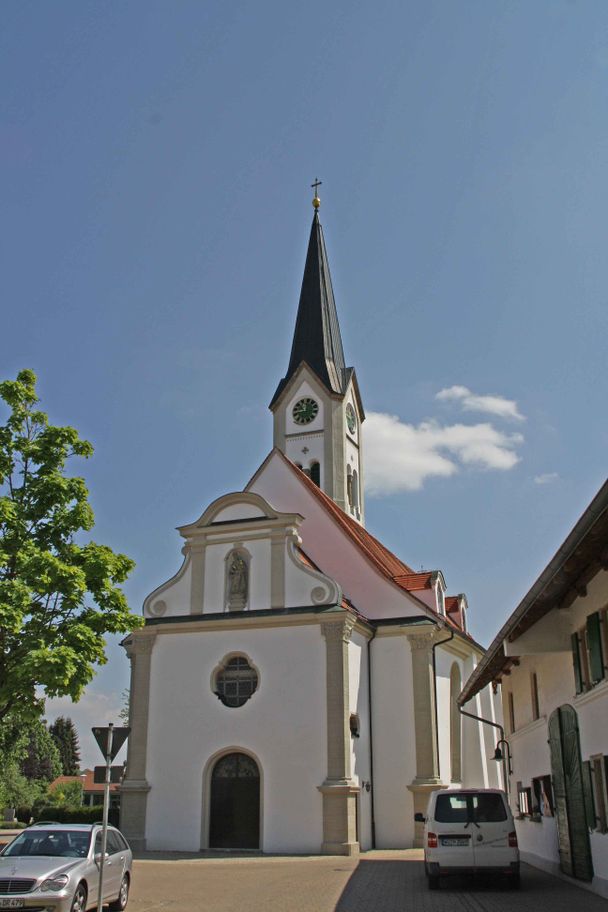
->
[3,829,92,858]
[435,793,508,824]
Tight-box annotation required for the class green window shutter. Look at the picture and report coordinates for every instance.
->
[572,633,583,693]
[583,760,596,829]
[586,613,604,683]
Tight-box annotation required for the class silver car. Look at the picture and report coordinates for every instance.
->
[0,823,132,911]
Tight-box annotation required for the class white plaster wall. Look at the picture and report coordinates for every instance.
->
[145,624,327,853]
[371,634,417,847]
[348,631,372,849]
[249,454,430,621]
[435,655,452,784]
[284,380,325,436]
[145,555,191,618]
[286,434,324,484]
[203,538,271,612]
[213,503,266,521]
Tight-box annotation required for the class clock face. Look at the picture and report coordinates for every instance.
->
[292,397,319,425]
[346,403,357,435]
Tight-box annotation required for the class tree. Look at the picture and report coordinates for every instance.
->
[0,370,142,744]
[20,719,62,782]
[49,716,81,776]
[47,778,83,808]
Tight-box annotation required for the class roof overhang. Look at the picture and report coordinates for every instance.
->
[459,477,608,705]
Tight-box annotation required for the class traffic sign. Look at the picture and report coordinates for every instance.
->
[92,726,130,761]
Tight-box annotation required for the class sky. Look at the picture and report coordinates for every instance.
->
[2,0,608,768]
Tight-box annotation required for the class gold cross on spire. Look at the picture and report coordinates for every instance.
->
[311,177,322,209]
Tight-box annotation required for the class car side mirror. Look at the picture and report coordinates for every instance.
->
[414,812,426,823]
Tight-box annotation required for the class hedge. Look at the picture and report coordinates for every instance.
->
[35,806,119,827]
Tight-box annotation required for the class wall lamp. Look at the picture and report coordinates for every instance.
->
[493,739,513,776]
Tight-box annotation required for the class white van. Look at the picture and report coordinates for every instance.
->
[415,788,520,889]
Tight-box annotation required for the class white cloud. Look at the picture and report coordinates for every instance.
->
[436,385,525,422]
[45,689,126,770]
[365,412,523,495]
[534,472,559,485]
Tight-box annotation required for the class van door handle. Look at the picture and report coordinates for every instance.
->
[476,834,483,842]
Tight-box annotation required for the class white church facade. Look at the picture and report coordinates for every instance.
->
[120,196,502,855]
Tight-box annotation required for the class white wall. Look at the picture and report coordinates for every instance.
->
[145,624,327,853]
[371,633,417,848]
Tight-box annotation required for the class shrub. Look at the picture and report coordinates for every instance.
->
[1,822,26,830]
[35,806,119,826]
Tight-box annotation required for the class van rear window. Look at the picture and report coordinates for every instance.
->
[472,794,507,822]
[435,794,468,822]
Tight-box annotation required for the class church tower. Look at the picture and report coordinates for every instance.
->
[269,191,365,524]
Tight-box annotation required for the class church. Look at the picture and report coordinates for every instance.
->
[120,192,502,855]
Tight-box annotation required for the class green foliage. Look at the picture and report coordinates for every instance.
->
[0,762,48,810]
[47,778,83,808]
[20,720,62,782]
[49,716,81,776]
[1,821,26,829]
[36,805,119,826]
[118,688,130,725]
[0,370,142,741]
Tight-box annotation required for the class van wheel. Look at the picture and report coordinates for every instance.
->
[507,871,520,889]
[428,874,440,890]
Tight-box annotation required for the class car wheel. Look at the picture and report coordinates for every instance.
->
[70,884,87,912]
[109,874,130,911]
[428,874,440,890]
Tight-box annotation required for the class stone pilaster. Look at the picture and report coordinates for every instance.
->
[405,628,443,847]
[189,544,206,614]
[270,533,286,609]
[319,616,360,856]
[120,633,155,851]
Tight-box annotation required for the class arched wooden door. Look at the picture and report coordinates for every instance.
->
[548,705,593,881]
[209,752,260,849]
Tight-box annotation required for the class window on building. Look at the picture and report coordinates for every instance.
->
[310,461,321,487]
[532,775,554,817]
[346,465,353,508]
[352,470,359,515]
[586,612,605,685]
[531,672,540,721]
[214,655,258,708]
[517,784,532,816]
[583,760,596,829]
[590,756,608,833]
[573,614,607,693]
[508,691,515,734]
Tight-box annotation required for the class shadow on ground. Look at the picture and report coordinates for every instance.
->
[334,859,608,911]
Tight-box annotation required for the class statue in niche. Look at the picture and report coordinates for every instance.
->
[227,552,248,610]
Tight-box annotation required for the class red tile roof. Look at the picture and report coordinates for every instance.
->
[393,571,434,591]
[49,769,121,794]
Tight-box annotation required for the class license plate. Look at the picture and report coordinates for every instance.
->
[0,901,25,909]
[441,837,469,846]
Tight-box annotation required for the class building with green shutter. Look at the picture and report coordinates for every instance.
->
[459,478,608,899]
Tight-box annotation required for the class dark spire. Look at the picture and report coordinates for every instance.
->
[271,210,347,407]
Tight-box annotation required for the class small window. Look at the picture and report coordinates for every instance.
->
[531,672,540,721]
[532,775,554,817]
[349,713,360,738]
[214,655,258,708]
[586,613,605,684]
[508,691,515,734]
[517,784,532,816]
[310,461,321,487]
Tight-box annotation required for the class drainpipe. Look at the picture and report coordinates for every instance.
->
[432,626,454,781]
[459,705,509,796]
[366,627,377,849]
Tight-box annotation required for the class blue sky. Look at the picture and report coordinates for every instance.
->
[2,0,607,766]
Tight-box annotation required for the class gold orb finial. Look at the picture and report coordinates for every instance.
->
[313,195,321,209]
[311,177,322,210]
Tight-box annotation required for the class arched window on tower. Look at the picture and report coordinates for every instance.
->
[450,663,462,782]
[352,469,359,517]
[347,465,353,509]
[310,461,321,487]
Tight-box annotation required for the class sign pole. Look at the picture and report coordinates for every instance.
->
[96,722,113,912]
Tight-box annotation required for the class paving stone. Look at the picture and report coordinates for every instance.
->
[127,849,608,912]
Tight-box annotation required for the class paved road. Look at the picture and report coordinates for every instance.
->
[128,849,608,912]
